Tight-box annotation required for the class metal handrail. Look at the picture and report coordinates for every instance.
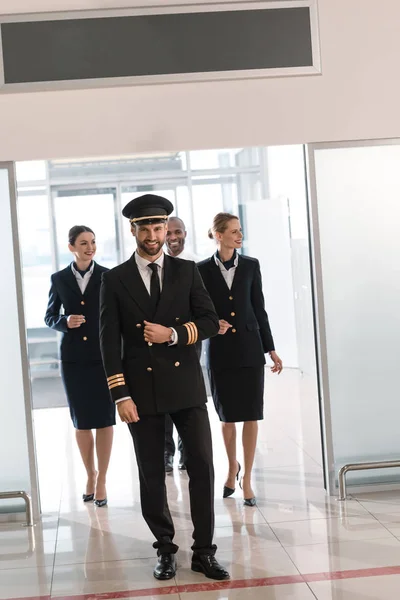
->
[0,491,33,527]
[338,460,400,501]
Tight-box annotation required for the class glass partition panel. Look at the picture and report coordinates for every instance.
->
[312,142,400,488]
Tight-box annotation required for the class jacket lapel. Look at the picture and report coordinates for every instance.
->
[83,264,101,297]
[118,254,153,319]
[154,255,180,321]
[207,254,245,293]
[208,257,231,294]
[63,265,83,298]
[231,255,246,292]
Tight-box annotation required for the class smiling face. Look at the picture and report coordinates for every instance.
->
[68,232,96,264]
[166,217,187,257]
[132,222,167,260]
[215,218,243,251]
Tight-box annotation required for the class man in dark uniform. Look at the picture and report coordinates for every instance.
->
[99,194,229,582]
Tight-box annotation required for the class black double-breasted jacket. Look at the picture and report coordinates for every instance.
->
[44,263,108,362]
[99,253,219,415]
[197,254,275,371]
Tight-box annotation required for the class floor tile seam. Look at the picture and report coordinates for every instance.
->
[304,581,319,600]
[52,554,157,568]
[373,517,400,542]
[268,512,389,526]
[280,534,400,549]
[284,436,323,469]
[278,533,307,581]
[261,511,371,524]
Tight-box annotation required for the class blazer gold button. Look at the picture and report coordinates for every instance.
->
[83,336,88,341]
[81,300,85,305]
[229,296,233,300]
[175,362,180,367]
[136,323,142,328]
[175,317,180,322]
[231,312,235,316]
[147,367,152,372]
[148,342,153,346]
[231,329,236,334]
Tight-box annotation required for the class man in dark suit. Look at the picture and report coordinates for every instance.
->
[99,194,229,582]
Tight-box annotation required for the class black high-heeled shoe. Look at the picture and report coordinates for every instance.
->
[223,462,241,498]
[239,476,256,507]
[82,493,94,503]
[94,498,108,507]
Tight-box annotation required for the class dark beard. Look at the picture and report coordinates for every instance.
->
[137,238,164,256]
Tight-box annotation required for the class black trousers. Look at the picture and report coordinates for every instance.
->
[128,404,215,556]
[164,414,184,458]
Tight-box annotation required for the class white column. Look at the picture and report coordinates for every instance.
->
[0,162,39,520]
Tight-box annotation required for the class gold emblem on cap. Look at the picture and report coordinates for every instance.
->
[129,215,168,224]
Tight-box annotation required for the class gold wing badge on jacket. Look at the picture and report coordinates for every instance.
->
[107,373,126,390]
[183,322,198,345]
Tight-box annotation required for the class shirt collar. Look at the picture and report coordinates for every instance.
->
[214,250,239,269]
[135,251,165,271]
[71,261,95,278]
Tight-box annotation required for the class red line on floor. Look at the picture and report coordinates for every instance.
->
[303,564,400,582]
[7,565,400,600]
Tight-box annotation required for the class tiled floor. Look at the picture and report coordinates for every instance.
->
[2,370,400,599]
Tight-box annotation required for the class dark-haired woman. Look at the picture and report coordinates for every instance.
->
[198,213,283,507]
[45,226,115,506]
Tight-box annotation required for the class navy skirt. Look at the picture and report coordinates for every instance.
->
[208,366,265,423]
[61,361,116,430]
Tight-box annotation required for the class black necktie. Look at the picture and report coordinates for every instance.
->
[148,263,161,313]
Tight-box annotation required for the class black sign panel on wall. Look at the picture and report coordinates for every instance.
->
[0,2,320,90]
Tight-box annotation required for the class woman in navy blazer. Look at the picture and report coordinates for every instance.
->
[45,225,115,506]
[198,213,283,507]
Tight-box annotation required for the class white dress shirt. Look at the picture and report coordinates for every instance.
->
[214,252,239,290]
[71,261,95,293]
[134,251,165,293]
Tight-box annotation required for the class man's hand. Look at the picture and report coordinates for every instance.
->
[67,314,85,328]
[218,319,232,335]
[144,321,173,344]
[269,351,283,374]
[117,398,140,423]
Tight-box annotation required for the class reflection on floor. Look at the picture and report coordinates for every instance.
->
[3,370,400,599]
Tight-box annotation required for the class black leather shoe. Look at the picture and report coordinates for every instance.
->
[153,553,177,580]
[178,454,186,470]
[191,554,230,580]
[165,454,174,473]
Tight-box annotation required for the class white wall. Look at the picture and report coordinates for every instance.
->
[1,0,400,160]
[0,166,38,517]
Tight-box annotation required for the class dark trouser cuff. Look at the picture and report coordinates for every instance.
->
[153,540,179,555]
[191,543,217,556]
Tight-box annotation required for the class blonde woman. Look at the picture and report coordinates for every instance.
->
[198,213,282,506]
